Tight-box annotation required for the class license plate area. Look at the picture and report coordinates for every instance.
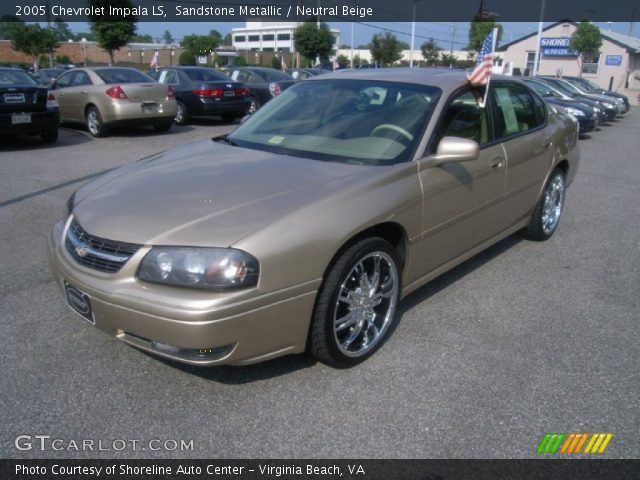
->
[224,90,234,97]
[11,113,31,124]
[4,93,25,104]
[141,102,158,113]
[64,280,95,325]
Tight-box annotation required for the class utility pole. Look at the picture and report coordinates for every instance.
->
[532,0,546,76]
[450,22,456,54]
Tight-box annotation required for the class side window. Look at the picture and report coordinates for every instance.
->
[530,91,547,125]
[71,71,92,87]
[435,90,493,148]
[158,70,178,84]
[492,83,542,138]
[55,72,73,88]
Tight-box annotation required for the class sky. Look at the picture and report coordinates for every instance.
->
[62,21,640,49]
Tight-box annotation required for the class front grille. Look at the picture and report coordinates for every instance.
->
[65,219,141,273]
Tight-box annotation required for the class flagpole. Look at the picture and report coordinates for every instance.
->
[480,27,498,108]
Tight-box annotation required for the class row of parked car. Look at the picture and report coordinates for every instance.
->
[0,64,630,144]
[0,65,332,142]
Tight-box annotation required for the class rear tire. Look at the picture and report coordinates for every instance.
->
[85,107,107,138]
[174,101,189,125]
[522,167,566,241]
[247,96,260,115]
[41,127,58,143]
[310,237,401,368]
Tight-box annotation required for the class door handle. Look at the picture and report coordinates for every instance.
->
[489,157,504,169]
[543,139,552,148]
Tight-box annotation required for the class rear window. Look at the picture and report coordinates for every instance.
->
[0,69,37,86]
[95,68,153,84]
[184,69,228,82]
[257,70,293,82]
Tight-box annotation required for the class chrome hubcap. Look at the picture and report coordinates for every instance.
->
[333,252,399,357]
[541,173,565,234]
[248,99,257,114]
[175,105,184,123]
[87,112,99,135]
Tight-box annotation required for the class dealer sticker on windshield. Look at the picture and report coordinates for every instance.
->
[267,135,285,145]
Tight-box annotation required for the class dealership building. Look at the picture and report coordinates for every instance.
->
[497,21,640,95]
[231,21,340,53]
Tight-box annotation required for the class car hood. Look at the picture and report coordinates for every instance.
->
[73,139,376,247]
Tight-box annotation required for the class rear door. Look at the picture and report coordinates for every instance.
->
[489,81,553,225]
[58,70,94,121]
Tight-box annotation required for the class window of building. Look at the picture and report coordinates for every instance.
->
[248,35,260,42]
[525,51,536,75]
[277,33,290,41]
[277,47,291,53]
[581,53,600,75]
[262,47,274,52]
[234,35,245,43]
[262,34,274,41]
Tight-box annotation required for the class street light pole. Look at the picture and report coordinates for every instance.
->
[410,0,417,68]
[532,0,546,76]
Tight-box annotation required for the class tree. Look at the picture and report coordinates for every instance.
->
[369,32,403,67]
[223,33,232,46]
[397,40,411,50]
[294,21,336,64]
[8,23,59,70]
[271,56,282,70]
[336,54,349,68]
[209,29,223,44]
[179,51,196,66]
[353,54,366,66]
[468,15,502,53]
[440,52,457,68]
[181,34,219,56]
[421,38,441,65]
[52,19,74,42]
[88,0,137,65]
[570,21,603,77]
[0,16,21,40]
[163,30,173,44]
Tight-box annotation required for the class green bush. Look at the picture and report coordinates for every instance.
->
[179,51,196,66]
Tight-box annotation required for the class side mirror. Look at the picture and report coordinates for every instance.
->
[424,137,479,168]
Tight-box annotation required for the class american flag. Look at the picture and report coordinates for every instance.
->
[467,30,496,86]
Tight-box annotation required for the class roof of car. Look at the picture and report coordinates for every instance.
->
[309,68,516,92]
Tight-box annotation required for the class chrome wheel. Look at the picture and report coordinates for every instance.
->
[175,103,186,124]
[248,98,258,115]
[333,251,399,357]
[541,173,565,234]
[86,110,100,136]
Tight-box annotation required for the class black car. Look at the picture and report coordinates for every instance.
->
[286,68,331,80]
[221,67,295,114]
[30,68,65,87]
[522,78,598,134]
[538,77,619,121]
[148,67,250,125]
[561,76,630,113]
[0,68,59,143]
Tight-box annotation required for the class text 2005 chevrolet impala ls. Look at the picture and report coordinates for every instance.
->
[48,69,579,368]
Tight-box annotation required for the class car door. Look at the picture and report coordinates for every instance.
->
[411,88,507,278]
[55,71,93,122]
[490,81,553,226]
[52,71,74,120]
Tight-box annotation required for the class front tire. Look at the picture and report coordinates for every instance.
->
[85,107,107,138]
[310,237,401,368]
[523,167,566,241]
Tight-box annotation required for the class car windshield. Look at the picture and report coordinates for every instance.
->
[184,69,228,82]
[0,69,38,86]
[95,68,153,84]
[525,80,558,98]
[228,80,441,165]
[555,79,582,94]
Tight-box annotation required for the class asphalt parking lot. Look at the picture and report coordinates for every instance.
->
[1,111,638,459]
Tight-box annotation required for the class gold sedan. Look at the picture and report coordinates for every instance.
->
[48,69,579,367]
[52,67,177,137]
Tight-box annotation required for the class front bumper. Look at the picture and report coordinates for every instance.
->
[47,218,318,366]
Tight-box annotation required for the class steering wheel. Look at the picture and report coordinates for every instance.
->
[370,124,414,143]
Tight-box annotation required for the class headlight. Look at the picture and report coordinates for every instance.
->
[593,106,600,112]
[138,247,259,290]
[565,107,585,117]
[601,102,614,109]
